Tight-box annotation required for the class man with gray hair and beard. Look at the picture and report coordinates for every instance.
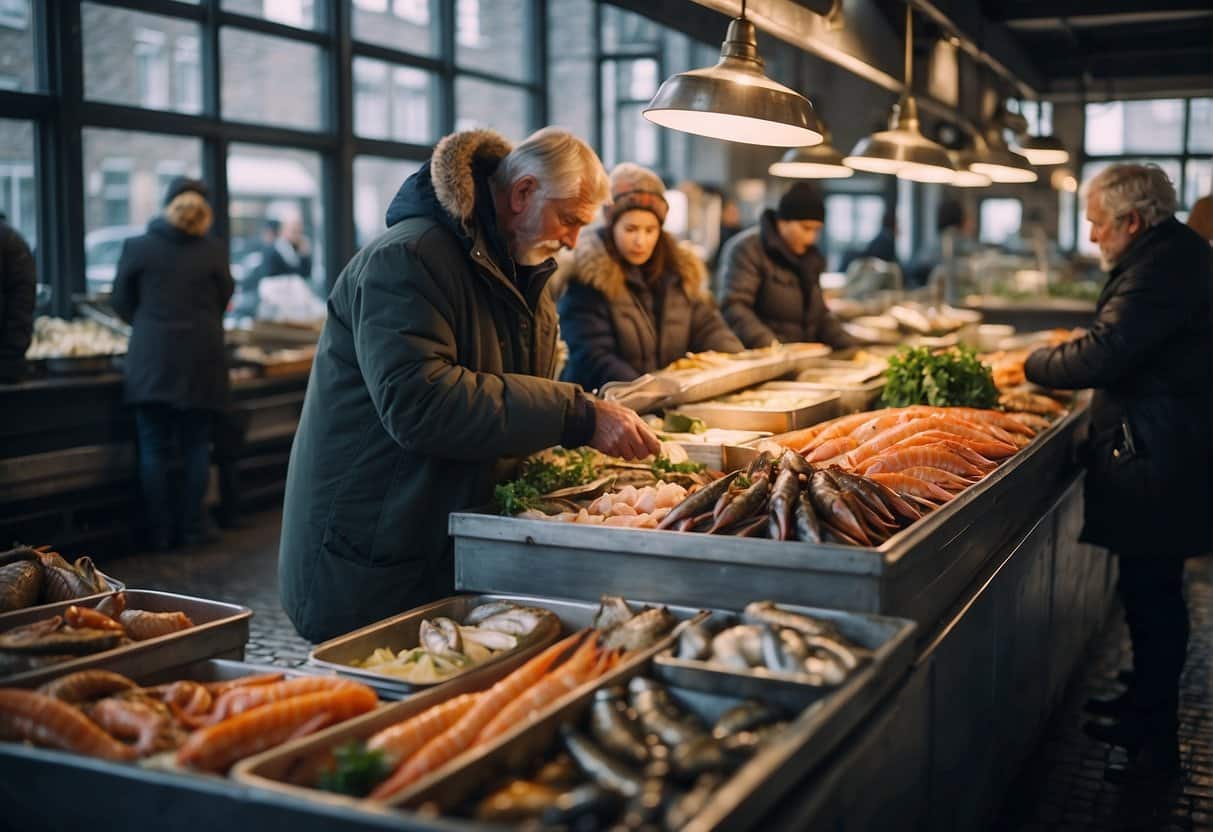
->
[1026,164,1212,783]
[279,127,659,642]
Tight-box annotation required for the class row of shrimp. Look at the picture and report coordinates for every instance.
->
[775,405,1051,510]
[359,629,622,802]
[0,667,378,773]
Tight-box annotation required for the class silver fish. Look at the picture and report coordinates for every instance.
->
[806,634,861,672]
[709,625,763,670]
[560,724,643,799]
[759,625,801,674]
[601,606,677,652]
[675,621,712,661]
[463,601,519,626]
[712,700,782,739]
[629,677,705,747]
[476,608,546,636]
[458,626,517,651]
[592,595,634,632]
[743,601,840,640]
[588,687,648,766]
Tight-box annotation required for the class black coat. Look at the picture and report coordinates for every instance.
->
[111,216,234,411]
[558,229,742,392]
[259,240,313,279]
[718,210,853,349]
[279,129,594,643]
[0,219,36,381]
[1024,218,1213,558]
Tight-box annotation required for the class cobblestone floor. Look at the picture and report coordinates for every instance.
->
[105,509,1213,829]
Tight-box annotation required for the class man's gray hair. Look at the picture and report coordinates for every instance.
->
[1084,163,1177,228]
[492,127,610,205]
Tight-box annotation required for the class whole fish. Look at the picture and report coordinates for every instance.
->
[670,734,729,779]
[560,724,643,799]
[588,687,649,766]
[808,470,871,545]
[675,621,712,661]
[857,475,923,523]
[767,468,800,541]
[629,678,705,747]
[743,601,840,640]
[602,606,677,652]
[712,700,782,739]
[794,491,824,544]
[828,468,897,524]
[709,625,763,670]
[708,477,770,534]
[664,773,725,831]
[759,624,801,674]
[778,449,816,478]
[806,634,861,672]
[593,595,634,632]
[745,451,776,480]
[712,489,738,521]
[657,471,740,530]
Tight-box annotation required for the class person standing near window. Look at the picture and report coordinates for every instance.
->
[717,182,853,349]
[1025,164,1212,783]
[112,177,234,550]
[558,163,742,392]
[0,211,36,385]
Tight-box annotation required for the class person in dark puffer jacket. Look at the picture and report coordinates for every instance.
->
[0,212,36,384]
[717,182,853,350]
[111,177,234,550]
[558,163,742,392]
[1025,163,1212,783]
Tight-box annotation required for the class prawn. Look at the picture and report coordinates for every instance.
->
[366,692,480,766]
[857,446,987,478]
[38,670,136,703]
[119,610,194,641]
[0,689,137,761]
[209,676,359,723]
[176,684,378,773]
[64,605,125,633]
[865,473,955,503]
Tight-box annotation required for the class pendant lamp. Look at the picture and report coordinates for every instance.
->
[947,150,992,187]
[968,120,1038,183]
[643,1,823,147]
[769,122,854,178]
[844,4,955,182]
[1017,134,1070,166]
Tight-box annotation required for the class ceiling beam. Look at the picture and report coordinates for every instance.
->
[985,0,1212,22]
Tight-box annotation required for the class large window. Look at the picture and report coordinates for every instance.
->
[221,28,325,130]
[1076,97,1212,255]
[0,0,37,91]
[351,0,439,55]
[824,194,885,271]
[0,119,36,254]
[979,198,1023,246]
[353,57,439,144]
[354,156,421,247]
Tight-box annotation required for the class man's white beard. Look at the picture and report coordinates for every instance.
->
[511,199,561,266]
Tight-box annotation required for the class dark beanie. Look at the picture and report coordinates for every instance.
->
[163,176,209,207]
[937,199,964,232]
[777,182,825,222]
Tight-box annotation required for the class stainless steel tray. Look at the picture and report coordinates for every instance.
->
[308,595,568,699]
[0,589,252,688]
[679,390,839,433]
[787,374,886,414]
[452,400,1088,637]
[235,595,707,813]
[0,570,126,626]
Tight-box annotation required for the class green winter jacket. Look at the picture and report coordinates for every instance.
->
[279,130,594,642]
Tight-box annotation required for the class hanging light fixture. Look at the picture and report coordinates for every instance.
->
[1017,134,1070,166]
[844,4,956,182]
[968,118,1038,183]
[642,0,823,147]
[947,150,992,187]
[769,121,854,178]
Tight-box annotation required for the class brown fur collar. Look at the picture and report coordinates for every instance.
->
[430,129,513,228]
[569,229,709,302]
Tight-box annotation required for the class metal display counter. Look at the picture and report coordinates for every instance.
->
[962,296,1096,332]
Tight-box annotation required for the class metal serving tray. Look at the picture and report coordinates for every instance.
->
[452,400,1087,638]
[235,595,707,813]
[679,390,839,433]
[309,594,584,699]
[0,589,252,688]
[0,571,126,626]
[788,372,887,414]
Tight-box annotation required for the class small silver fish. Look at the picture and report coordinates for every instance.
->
[593,595,634,632]
[463,601,520,626]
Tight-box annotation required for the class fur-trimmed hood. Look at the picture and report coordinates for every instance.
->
[567,228,710,302]
[385,129,511,233]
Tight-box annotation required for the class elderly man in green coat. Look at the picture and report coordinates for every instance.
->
[279,128,660,642]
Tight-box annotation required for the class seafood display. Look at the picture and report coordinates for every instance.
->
[353,601,560,685]
[0,668,377,773]
[655,449,922,546]
[444,675,787,829]
[0,546,115,614]
[25,317,127,359]
[0,592,194,677]
[516,482,693,528]
[675,603,866,687]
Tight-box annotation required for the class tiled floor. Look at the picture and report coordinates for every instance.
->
[104,509,1213,829]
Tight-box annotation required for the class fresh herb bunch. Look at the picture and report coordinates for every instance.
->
[650,456,706,477]
[880,346,999,409]
[316,741,392,797]
[494,448,601,515]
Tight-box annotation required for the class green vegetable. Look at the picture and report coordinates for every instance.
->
[494,448,602,515]
[881,346,998,409]
[651,456,706,477]
[662,412,707,435]
[315,741,392,797]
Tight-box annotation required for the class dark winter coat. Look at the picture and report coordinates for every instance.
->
[718,210,853,349]
[1024,218,1213,558]
[279,130,596,643]
[558,229,743,392]
[0,218,36,382]
[111,215,233,411]
[259,239,313,279]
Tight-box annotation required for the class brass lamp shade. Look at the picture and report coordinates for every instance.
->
[1016,134,1070,166]
[844,96,956,183]
[947,151,992,187]
[769,126,854,178]
[643,19,823,148]
[968,126,1038,183]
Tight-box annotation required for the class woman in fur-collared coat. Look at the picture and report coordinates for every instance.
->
[558,163,742,392]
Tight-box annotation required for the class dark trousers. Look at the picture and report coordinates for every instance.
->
[1117,556,1189,726]
[134,405,213,548]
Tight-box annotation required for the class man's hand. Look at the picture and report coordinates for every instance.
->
[588,399,661,460]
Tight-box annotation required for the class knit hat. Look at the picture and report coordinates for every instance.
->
[776,182,825,222]
[163,176,209,207]
[605,163,669,226]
